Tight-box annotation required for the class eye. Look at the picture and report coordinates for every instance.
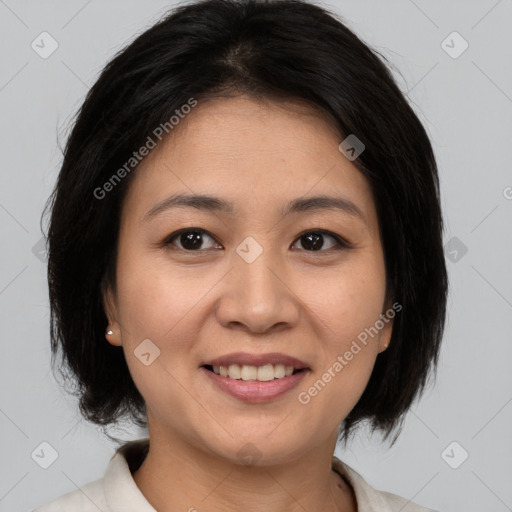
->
[291,230,351,252]
[163,228,351,253]
[164,228,221,251]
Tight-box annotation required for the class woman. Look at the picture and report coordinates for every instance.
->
[35,0,448,510]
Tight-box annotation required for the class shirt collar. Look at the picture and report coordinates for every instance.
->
[103,437,390,512]
[332,455,394,512]
[104,438,156,511]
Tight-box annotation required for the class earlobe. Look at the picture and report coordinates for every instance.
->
[379,315,393,352]
[105,325,122,346]
[378,340,390,353]
[377,314,393,353]
[101,279,122,346]
[378,294,395,353]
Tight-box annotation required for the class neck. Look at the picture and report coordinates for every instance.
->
[131,431,357,512]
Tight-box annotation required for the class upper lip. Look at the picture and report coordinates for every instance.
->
[201,352,309,369]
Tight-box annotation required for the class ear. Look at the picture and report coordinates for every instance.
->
[377,297,396,354]
[101,276,122,347]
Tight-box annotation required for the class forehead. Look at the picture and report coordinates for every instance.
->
[122,95,377,231]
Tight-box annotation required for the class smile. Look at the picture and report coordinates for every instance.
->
[200,365,309,403]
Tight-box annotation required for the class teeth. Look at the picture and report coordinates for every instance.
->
[228,364,241,379]
[211,364,297,380]
[274,364,286,378]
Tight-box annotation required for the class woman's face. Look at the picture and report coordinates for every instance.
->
[104,95,393,464]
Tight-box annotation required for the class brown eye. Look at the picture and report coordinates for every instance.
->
[163,228,350,253]
[291,230,350,252]
[165,228,221,251]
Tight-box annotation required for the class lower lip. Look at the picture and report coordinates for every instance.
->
[200,367,309,403]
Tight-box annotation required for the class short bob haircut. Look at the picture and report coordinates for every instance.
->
[43,0,448,446]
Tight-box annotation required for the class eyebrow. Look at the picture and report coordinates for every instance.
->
[143,192,366,223]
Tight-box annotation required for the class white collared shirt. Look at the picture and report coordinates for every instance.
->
[33,438,437,511]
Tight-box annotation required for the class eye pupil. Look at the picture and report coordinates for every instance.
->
[181,231,203,250]
[302,232,323,251]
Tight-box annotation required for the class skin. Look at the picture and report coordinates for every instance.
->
[103,95,393,512]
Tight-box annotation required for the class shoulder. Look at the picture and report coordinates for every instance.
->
[32,478,107,512]
[33,438,152,512]
[332,456,439,512]
[376,488,439,512]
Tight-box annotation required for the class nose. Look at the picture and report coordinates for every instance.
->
[214,247,300,334]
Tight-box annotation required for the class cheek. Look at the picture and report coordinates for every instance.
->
[114,266,202,417]
[115,241,203,337]
[303,257,387,345]
[303,257,386,416]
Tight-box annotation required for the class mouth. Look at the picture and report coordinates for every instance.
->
[200,352,310,378]
[199,363,310,403]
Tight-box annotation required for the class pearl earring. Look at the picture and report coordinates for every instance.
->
[106,329,114,336]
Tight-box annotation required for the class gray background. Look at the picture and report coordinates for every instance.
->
[1,0,511,511]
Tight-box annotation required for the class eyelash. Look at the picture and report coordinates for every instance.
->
[162,227,353,254]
